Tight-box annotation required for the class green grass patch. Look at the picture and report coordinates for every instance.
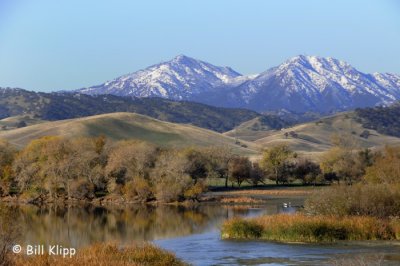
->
[85,118,182,145]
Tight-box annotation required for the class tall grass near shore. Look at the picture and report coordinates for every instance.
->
[222,214,400,242]
[305,184,400,218]
[9,243,186,266]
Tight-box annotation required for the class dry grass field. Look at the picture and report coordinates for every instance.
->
[252,112,400,158]
[8,243,186,266]
[0,112,259,155]
[0,115,44,130]
[2,111,400,159]
[224,116,282,141]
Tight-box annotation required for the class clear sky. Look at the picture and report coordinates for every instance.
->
[0,0,399,92]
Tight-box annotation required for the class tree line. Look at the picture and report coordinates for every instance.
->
[355,103,400,138]
[0,135,398,203]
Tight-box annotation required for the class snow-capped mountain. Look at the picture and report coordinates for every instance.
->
[79,55,241,99]
[79,55,400,114]
[199,55,400,113]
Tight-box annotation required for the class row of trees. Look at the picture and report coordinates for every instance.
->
[1,136,264,203]
[0,136,312,203]
[1,135,398,203]
[305,139,400,219]
[1,136,216,203]
[259,135,398,186]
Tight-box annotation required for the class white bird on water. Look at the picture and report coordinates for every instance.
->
[283,202,291,208]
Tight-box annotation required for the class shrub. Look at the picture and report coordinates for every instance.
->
[122,178,153,202]
[0,140,16,197]
[304,184,400,218]
[390,218,400,239]
[154,174,192,203]
[183,180,206,200]
[133,178,153,202]
[364,146,400,184]
[70,180,95,200]
[151,150,194,203]
[319,147,366,184]
[222,218,263,239]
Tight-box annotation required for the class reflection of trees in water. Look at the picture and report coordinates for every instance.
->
[0,204,249,247]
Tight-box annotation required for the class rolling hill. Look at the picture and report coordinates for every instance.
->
[0,112,259,155]
[224,116,288,141]
[0,115,44,130]
[0,87,285,133]
[251,112,400,157]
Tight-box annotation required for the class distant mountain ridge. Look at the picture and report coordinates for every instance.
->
[0,87,287,132]
[79,55,400,114]
[79,55,241,99]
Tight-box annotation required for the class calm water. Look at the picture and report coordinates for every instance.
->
[1,198,400,266]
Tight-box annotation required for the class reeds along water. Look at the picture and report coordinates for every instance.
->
[8,242,187,266]
[222,214,400,242]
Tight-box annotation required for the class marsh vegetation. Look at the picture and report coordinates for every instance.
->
[222,137,400,243]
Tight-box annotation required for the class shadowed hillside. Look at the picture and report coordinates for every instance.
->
[0,88,285,133]
[355,102,400,137]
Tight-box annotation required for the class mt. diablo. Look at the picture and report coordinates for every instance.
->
[80,55,241,99]
[79,55,400,114]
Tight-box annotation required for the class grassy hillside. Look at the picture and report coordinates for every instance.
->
[0,112,259,154]
[253,112,400,157]
[224,116,288,141]
[0,115,44,130]
[0,88,285,133]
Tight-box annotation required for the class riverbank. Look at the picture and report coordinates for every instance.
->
[5,242,187,266]
[199,185,319,205]
[221,214,400,242]
[0,185,318,206]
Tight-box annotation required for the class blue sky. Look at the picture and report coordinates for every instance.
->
[0,0,399,92]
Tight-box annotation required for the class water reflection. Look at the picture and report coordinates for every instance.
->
[5,199,398,266]
[0,199,300,248]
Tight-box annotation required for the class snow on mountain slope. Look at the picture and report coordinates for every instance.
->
[79,55,400,114]
[199,55,400,113]
[79,55,241,99]
[274,55,398,101]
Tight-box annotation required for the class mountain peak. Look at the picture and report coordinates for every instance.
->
[290,54,309,61]
[79,55,400,114]
[219,54,400,113]
[80,55,241,99]
[282,55,315,69]
[280,55,354,75]
[286,54,331,65]
[171,54,195,64]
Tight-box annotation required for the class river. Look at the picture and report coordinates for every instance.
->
[1,197,399,265]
